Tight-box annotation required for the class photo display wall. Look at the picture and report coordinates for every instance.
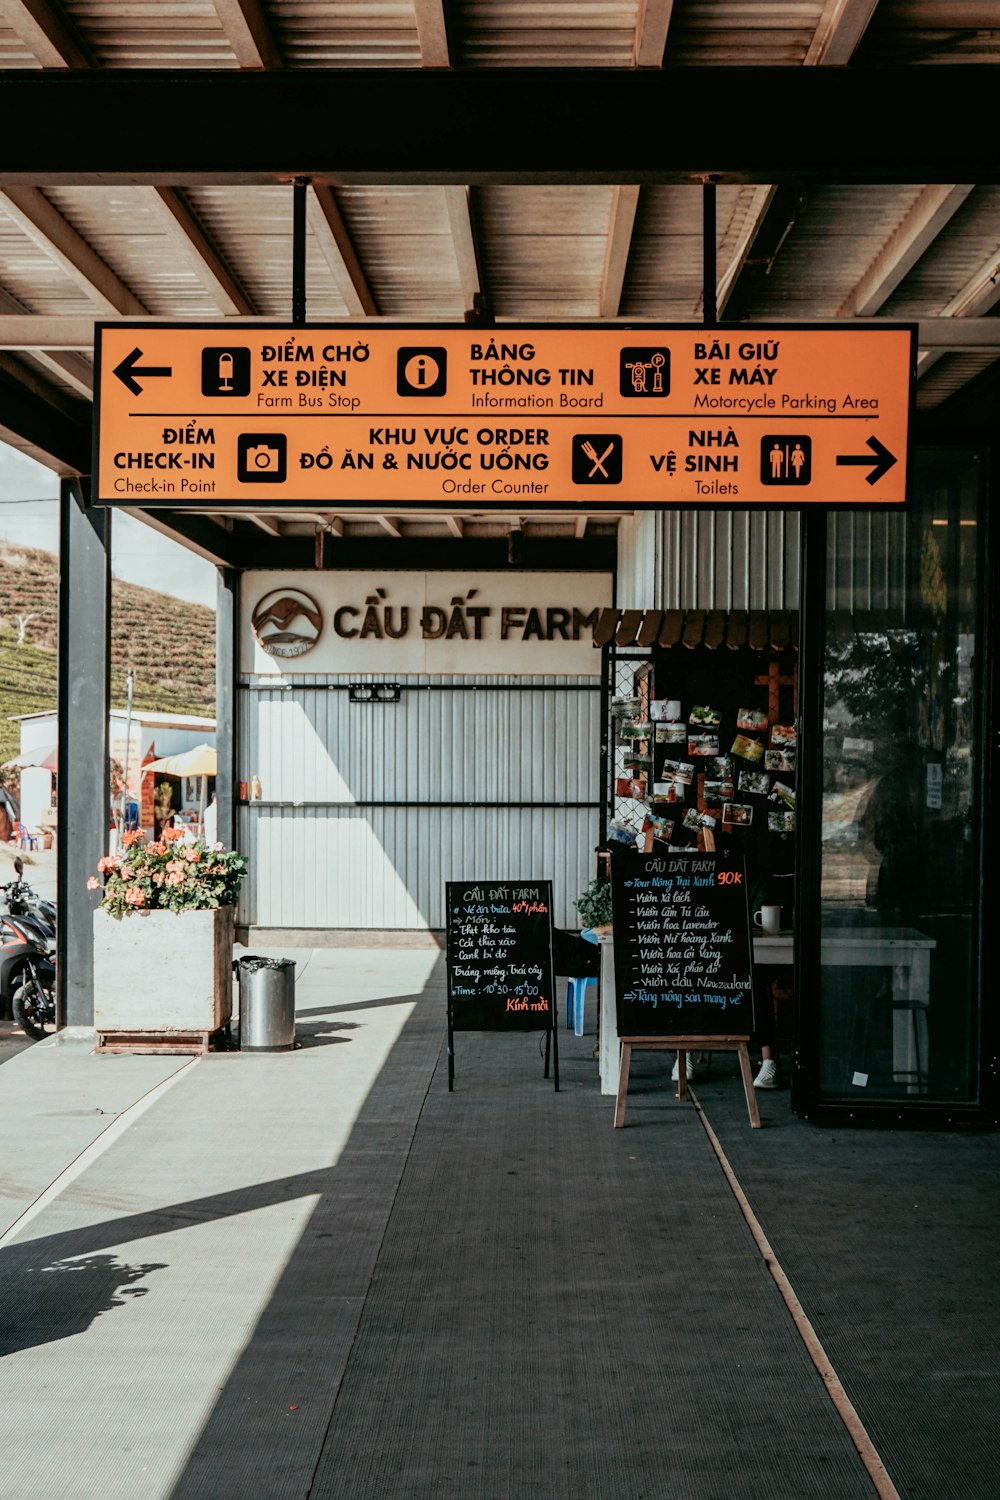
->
[610,641,797,903]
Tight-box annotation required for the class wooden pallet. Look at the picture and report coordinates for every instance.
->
[95,1027,229,1055]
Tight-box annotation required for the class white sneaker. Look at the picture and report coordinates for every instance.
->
[753,1059,779,1090]
[671,1054,694,1082]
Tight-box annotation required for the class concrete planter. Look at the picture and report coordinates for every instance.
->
[93,905,234,1035]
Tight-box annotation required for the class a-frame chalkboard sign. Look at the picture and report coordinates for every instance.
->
[445,879,558,1091]
[609,847,760,1126]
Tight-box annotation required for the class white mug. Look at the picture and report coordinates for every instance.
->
[753,904,782,935]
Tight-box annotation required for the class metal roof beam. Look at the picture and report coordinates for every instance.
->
[805,0,879,66]
[837,185,974,317]
[635,1,675,68]
[211,0,283,70]
[0,186,147,316]
[444,186,483,320]
[2,69,1000,185]
[0,0,92,68]
[413,0,450,68]
[307,184,377,317]
[143,187,257,316]
[600,186,641,318]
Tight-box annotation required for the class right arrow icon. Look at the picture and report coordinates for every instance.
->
[835,435,897,486]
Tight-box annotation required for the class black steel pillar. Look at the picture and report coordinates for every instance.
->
[56,478,111,1030]
[215,567,239,851]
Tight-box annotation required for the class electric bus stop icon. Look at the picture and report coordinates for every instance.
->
[572,434,622,484]
[396,346,447,396]
[760,434,812,486]
[202,346,252,396]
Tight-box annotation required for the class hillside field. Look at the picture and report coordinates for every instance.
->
[0,542,215,766]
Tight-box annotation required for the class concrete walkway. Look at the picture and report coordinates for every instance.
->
[0,947,996,1499]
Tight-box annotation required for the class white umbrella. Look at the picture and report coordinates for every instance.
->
[142,744,217,827]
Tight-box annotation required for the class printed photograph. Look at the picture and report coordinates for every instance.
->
[616,777,647,801]
[731,733,765,763]
[768,809,795,834]
[611,695,641,717]
[656,721,687,745]
[648,699,669,721]
[737,706,769,732]
[623,752,652,769]
[702,779,734,808]
[688,704,721,727]
[688,732,720,757]
[769,781,796,810]
[643,813,672,841]
[683,807,717,833]
[620,720,652,739]
[652,781,685,805]
[765,749,796,773]
[740,770,770,796]
[771,723,797,749]
[660,759,694,784]
[704,755,733,781]
[722,802,753,827]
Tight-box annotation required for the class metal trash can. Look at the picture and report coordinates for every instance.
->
[236,955,296,1051]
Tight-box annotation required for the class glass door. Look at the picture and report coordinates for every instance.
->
[796,448,986,1116]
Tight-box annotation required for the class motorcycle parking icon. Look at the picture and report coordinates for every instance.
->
[572,435,622,485]
[619,347,670,397]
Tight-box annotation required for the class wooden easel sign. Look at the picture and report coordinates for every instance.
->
[609,848,759,1126]
[445,879,558,1091]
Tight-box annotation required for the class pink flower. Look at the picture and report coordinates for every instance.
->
[97,855,120,873]
[86,875,100,890]
[183,847,201,863]
[124,887,146,906]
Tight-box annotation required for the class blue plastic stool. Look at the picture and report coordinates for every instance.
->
[566,976,597,1037]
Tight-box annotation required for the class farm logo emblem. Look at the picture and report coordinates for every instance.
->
[251,588,323,658]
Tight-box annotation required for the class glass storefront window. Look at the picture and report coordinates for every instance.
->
[816,450,982,1104]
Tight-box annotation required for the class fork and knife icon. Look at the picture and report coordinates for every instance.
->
[581,439,614,477]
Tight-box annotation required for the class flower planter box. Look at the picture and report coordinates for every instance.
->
[93,905,234,1039]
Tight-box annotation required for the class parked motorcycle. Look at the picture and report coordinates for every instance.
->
[2,856,57,1040]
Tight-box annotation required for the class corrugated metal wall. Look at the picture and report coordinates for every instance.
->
[616,509,801,611]
[238,673,601,931]
[616,506,911,616]
[826,510,909,615]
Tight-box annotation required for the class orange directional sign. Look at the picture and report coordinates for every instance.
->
[93,323,915,508]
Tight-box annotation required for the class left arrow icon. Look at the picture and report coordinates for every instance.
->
[113,346,172,396]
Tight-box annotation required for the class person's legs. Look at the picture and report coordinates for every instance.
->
[752,973,780,1088]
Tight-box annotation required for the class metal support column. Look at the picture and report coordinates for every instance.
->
[56,478,111,1030]
[215,567,239,851]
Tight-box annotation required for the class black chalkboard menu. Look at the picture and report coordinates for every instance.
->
[610,848,756,1036]
[445,880,558,1088]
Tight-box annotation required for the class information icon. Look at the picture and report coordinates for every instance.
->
[397,346,447,397]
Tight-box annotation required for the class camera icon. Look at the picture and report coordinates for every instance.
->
[237,433,286,483]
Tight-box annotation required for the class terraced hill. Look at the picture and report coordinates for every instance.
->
[0,541,215,765]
